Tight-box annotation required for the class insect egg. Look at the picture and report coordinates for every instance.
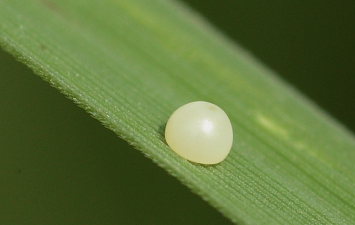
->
[165,101,233,164]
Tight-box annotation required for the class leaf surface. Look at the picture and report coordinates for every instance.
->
[1,0,355,224]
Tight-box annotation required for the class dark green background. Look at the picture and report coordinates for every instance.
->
[1,1,354,224]
[183,0,355,132]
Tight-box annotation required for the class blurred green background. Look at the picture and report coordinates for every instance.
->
[0,0,354,224]
[183,0,355,132]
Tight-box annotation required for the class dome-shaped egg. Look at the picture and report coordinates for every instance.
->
[165,101,233,164]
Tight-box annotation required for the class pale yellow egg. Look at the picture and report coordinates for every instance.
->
[165,101,233,165]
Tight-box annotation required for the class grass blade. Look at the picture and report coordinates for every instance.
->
[1,0,355,224]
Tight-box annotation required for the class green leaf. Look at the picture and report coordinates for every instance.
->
[1,0,355,224]
[0,49,231,225]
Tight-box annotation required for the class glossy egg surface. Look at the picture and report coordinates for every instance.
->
[165,101,233,164]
